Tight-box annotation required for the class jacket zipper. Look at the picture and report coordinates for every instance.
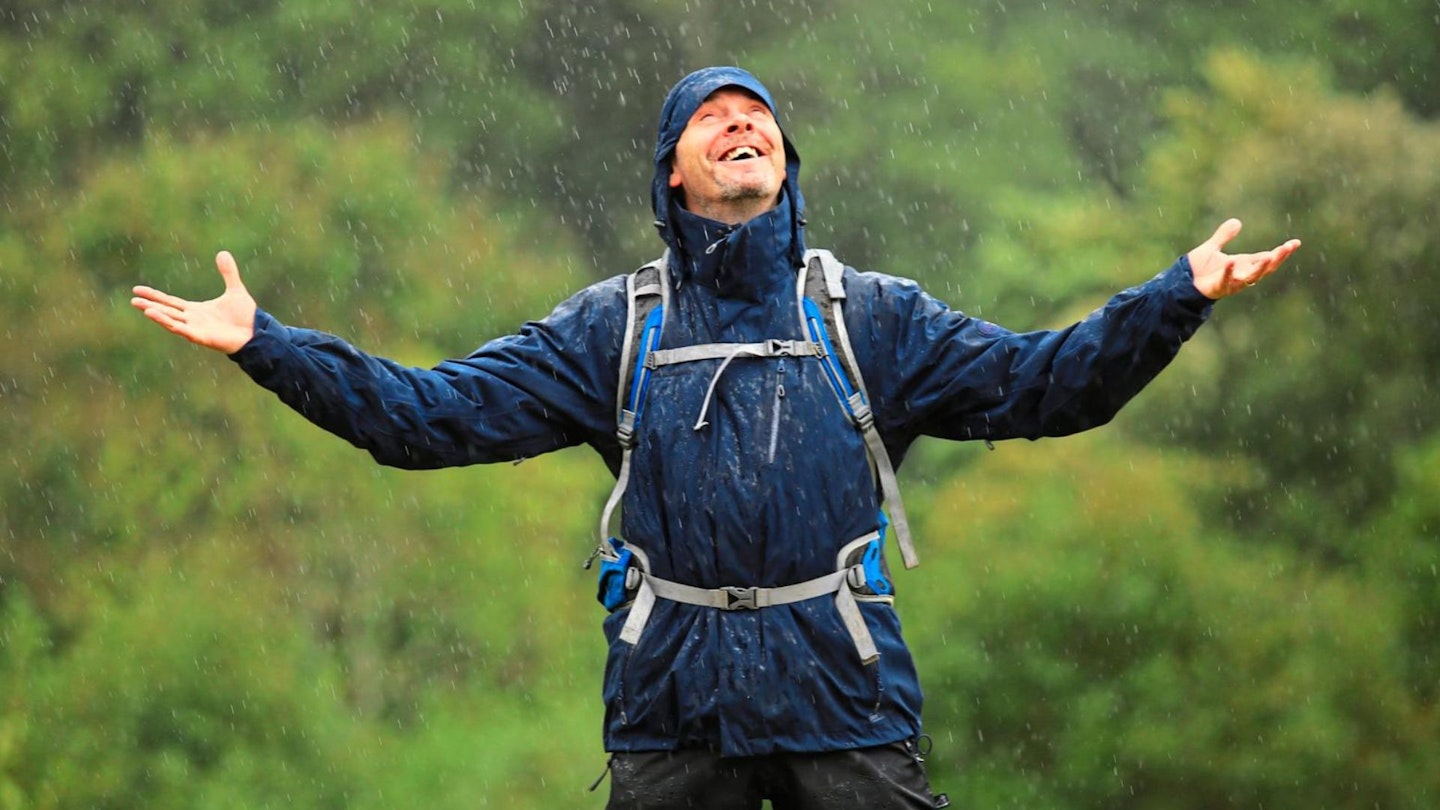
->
[767,359,785,464]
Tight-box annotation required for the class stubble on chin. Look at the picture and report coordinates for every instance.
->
[717,180,773,203]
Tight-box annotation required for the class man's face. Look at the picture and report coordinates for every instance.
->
[667,87,787,224]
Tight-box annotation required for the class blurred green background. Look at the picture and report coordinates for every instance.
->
[3,1,1438,807]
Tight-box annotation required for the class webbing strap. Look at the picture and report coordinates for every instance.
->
[848,395,919,570]
[646,339,821,369]
[598,258,666,549]
[644,569,847,610]
[835,585,878,665]
[617,556,880,664]
[614,256,667,419]
[802,249,920,570]
[596,410,638,549]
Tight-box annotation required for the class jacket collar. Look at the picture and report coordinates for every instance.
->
[668,190,796,301]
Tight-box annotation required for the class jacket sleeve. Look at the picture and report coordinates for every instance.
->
[850,256,1214,450]
[227,277,626,469]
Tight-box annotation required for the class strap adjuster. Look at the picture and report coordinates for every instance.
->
[848,395,875,430]
[721,586,760,610]
[616,410,638,448]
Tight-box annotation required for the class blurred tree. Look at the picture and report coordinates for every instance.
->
[1122,49,1440,559]
[901,43,1440,808]
[0,554,376,809]
[0,117,608,805]
[908,433,1438,808]
[2,116,581,595]
[1367,432,1440,711]
[4,1,1440,807]
[0,0,551,210]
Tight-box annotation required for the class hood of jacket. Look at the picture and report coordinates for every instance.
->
[651,66,808,276]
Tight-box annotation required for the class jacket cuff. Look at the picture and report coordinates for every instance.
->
[1170,254,1216,316]
[226,309,284,372]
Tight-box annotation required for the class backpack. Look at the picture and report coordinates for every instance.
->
[586,249,917,664]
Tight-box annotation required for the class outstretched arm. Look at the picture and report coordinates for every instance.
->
[132,250,626,469]
[855,218,1303,447]
[131,251,257,354]
[1188,218,1302,299]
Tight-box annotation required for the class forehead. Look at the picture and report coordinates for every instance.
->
[695,86,770,112]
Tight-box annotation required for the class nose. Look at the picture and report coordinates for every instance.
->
[724,112,753,133]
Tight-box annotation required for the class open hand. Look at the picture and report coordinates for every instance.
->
[131,251,258,354]
[1188,219,1302,300]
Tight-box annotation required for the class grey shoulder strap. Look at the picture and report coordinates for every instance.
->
[800,249,919,570]
[598,253,669,549]
[615,252,669,420]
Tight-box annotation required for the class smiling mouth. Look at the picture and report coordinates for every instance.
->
[719,146,761,162]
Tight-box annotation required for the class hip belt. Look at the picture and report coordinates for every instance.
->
[612,530,886,665]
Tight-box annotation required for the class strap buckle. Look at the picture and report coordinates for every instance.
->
[720,586,760,610]
[766,339,798,357]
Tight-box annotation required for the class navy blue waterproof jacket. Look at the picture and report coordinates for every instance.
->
[229,67,1214,757]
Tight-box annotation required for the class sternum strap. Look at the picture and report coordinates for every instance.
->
[645,339,821,369]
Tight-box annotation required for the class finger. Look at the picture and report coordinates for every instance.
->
[216,250,244,292]
[1240,239,1303,284]
[140,303,193,337]
[132,299,192,326]
[1275,238,1302,263]
[131,285,192,310]
[1215,256,1239,290]
[1206,218,1243,252]
[130,296,163,314]
[1261,237,1307,275]
[131,295,178,318]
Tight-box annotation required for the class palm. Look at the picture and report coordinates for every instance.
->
[1188,218,1302,299]
[131,251,258,354]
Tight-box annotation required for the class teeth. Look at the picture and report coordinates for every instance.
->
[722,146,759,161]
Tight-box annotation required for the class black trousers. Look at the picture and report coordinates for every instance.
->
[605,740,944,809]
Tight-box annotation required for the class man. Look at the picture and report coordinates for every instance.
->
[132,67,1300,808]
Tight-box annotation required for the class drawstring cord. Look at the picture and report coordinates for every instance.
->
[588,754,615,792]
[690,225,741,433]
[703,225,733,255]
[693,346,745,430]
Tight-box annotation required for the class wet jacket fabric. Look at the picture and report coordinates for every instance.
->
[228,67,1215,757]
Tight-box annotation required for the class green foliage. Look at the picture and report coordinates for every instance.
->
[1124,48,1440,550]
[3,1,1439,807]
[1,68,601,808]
[0,0,545,190]
[1368,433,1440,708]
[906,434,1438,808]
[65,121,578,352]
[3,114,582,594]
[2,555,373,809]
